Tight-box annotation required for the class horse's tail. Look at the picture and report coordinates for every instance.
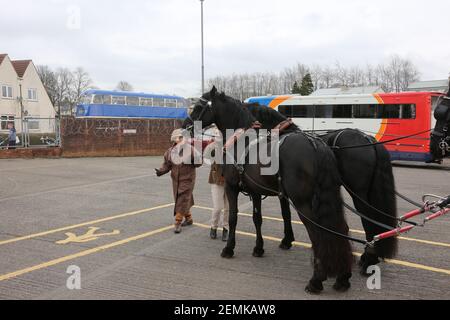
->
[312,143,354,277]
[367,143,398,259]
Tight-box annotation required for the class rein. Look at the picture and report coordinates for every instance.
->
[331,129,433,150]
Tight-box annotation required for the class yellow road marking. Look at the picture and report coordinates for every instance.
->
[0,225,174,282]
[194,205,450,248]
[0,203,174,246]
[56,227,121,245]
[194,223,450,276]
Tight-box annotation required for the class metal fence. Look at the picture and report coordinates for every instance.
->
[0,117,60,149]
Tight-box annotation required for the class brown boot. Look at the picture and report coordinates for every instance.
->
[174,213,184,233]
[181,212,193,227]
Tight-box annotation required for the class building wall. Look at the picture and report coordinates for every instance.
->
[0,56,21,132]
[0,56,56,134]
[20,63,56,133]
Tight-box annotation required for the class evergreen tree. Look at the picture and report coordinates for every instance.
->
[291,81,302,94]
[299,73,314,96]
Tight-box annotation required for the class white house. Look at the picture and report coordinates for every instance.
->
[0,53,55,134]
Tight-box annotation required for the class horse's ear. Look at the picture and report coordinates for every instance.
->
[211,86,217,97]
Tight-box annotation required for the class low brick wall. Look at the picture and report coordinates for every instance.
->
[0,147,62,159]
[60,117,182,158]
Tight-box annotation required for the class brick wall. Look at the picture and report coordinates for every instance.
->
[60,117,182,158]
[0,148,62,159]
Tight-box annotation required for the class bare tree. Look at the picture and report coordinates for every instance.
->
[36,65,57,106]
[53,68,74,116]
[207,55,422,99]
[70,67,94,114]
[116,81,134,92]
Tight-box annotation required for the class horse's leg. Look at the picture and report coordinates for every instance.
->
[333,271,352,292]
[305,257,328,295]
[279,197,295,250]
[293,202,327,294]
[221,184,239,259]
[252,194,264,257]
[352,195,381,276]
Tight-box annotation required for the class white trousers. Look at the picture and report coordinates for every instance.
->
[211,184,229,229]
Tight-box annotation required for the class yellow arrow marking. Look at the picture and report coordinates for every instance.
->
[0,225,174,282]
[0,203,173,246]
[56,227,121,245]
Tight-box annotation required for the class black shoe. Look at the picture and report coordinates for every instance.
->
[174,224,182,234]
[181,219,193,227]
[210,228,217,239]
[222,228,229,242]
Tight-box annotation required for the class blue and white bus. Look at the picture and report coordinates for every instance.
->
[76,90,189,119]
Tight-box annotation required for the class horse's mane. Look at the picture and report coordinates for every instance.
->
[245,102,286,123]
[215,92,256,127]
[244,102,300,132]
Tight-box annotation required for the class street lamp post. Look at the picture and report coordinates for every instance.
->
[200,0,205,94]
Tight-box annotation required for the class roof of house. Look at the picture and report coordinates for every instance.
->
[0,54,8,65]
[311,86,384,96]
[11,60,32,78]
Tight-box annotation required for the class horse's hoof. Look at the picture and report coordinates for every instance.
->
[252,247,265,258]
[279,241,292,250]
[333,281,351,292]
[221,247,234,259]
[359,265,372,277]
[305,279,323,295]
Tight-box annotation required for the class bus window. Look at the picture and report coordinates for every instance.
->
[165,99,177,107]
[315,105,333,118]
[112,96,126,105]
[332,105,352,118]
[176,100,185,108]
[292,105,314,118]
[377,104,400,119]
[278,105,293,117]
[354,104,377,118]
[126,96,139,106]
[401,104,416,119]
[93,95,103,104]
[153,98,165,107]
[81,95,93,105]
[102,95,112,104]
[140,98,153,106]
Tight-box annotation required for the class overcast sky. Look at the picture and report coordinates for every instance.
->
[1,0,449,97]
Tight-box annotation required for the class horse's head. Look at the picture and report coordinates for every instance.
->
[183,86,253,135]
[182,87,218,136]
[430,94,450,161]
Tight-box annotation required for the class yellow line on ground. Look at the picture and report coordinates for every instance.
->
[0,225,174,282]
[0,203,174,246]
[193,205,450,248]
[193,222,450,276]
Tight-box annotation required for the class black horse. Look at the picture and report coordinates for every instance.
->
[244,103,398,273]
[430,88,450,162]
[184,87,354,294]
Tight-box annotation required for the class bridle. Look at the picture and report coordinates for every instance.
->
[191,97,213,121]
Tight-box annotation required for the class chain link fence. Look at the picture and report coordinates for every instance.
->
[0,117,60,149]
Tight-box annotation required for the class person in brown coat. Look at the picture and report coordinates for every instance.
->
[155,129,202,233]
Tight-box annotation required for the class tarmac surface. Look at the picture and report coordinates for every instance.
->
[0,157,448,300]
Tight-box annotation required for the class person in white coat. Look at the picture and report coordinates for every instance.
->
[203,128,229,241]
